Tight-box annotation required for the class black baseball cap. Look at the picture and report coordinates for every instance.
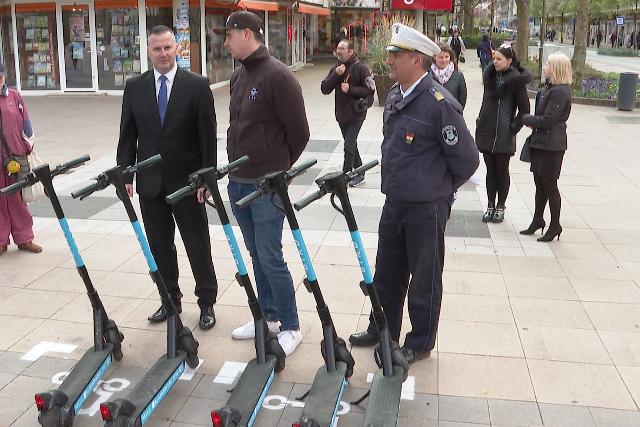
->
[213,11,264,36]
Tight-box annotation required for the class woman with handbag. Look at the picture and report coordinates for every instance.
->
[475,45,532,223]
[0,62,41,256]
[520,53,572,242]
[432,44,467,109]
[446,29,466,65]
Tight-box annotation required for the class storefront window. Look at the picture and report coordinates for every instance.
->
[0,4,16,87]
[95,0,141,90]
[204,5,233,84]
[268,8,291,65]
[62,4,92,89]
[16,3,60,90]
[316,14,333,54]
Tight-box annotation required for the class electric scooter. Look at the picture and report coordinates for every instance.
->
[1,155,125,427]
[165,155,286,427]
[71,155,200,426]
[294,160,409,427]
[235,159,355,427]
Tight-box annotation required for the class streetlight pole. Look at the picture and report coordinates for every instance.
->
[539,0,547,79]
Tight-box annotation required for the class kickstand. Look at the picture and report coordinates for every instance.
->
[295,389,311,401]
[350,390,370,406]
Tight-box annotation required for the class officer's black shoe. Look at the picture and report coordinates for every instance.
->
[199,306,216,330]
[148,304,182,323]
[482,207,495,223]
[400,346,430,365]
[349,330,379,347]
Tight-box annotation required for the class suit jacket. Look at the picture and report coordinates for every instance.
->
[117,68,217,199]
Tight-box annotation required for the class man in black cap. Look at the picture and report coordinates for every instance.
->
[217,11,310,356]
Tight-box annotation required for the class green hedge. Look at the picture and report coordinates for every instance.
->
[596,48,640,57]
[463,33,512,49]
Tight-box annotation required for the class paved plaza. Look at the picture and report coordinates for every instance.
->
[2,55,640,426]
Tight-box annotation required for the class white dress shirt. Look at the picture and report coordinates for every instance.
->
[401,71,429,99]
[153,64,178,102]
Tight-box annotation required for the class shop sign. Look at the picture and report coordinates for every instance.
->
[332,0,381,8]
[390,0,452,10]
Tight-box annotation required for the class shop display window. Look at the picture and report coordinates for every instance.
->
[16,2,59,90]
[0,4,16,87]
[95,0,141,89]
[268,8,291,66]
[205,5,233,84]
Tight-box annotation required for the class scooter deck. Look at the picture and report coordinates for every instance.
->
[122,351,186,425]
[299,362,348,426]
[225,356,277,427]
[362,365,405,427]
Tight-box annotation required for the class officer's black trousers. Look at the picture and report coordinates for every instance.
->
[367,197,450,353]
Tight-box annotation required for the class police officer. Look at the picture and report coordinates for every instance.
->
[349,24,479,363]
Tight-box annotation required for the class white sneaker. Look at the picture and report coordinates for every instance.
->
[277,330,303,356]
[231,319,280,340]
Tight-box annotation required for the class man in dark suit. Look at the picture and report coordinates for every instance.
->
[116,25,218,330]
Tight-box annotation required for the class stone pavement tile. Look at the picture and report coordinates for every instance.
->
[547,228,600,244]
[589,407,640,426]
[171,423,202,427]
[0,371,16,390]
[437,320,523,358]
[0,315,45,351]
[175,396,228,425]
[438,422,488,427]
[192,375,237,401]
[0,396,33,426]
[214,277,259,307]
[527,359,636,410]
[443,253,501,274]
[83,232,142,255]
[594,229,640,245]
[550,242,615,261]
[0,351,34,375]
[0,286,20,301]
[150,393,189,424]
[0,374,55,401]
[295,264,367,315]
[438,395,489,424]
[438,353,535,401]
[606,244,640,262]
[502,275,578,300]
[398,393,438,420]
[26,267,108,293]
[487,399,542,426]
[1,264,52,288]
[569,278,640,304]
[52,293,145,325]
[0,288,80,319]
[519,326,612,364]
[0,245,70,268]
[119,252,188,275]
[599,332,640,366]
[345,347,382,391]
[538,403,596,427]
[620,261,640,284]
[59,248,137,271]
[21,355,79,380]
[10,403,41,427]
[618,366,640,406]
[440,294,514,324]
[313,245,362,266]
[510,298,592,329]
[93,271,160,299]
[497,256,566,277]
[582,302,640,332]
[443,271,507,297]
[557,257,629,281]
[297,310,360,345]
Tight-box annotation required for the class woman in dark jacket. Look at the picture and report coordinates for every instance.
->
[475,45,532,223]
[476,34,494,72]
[520,53,572,242]
[432,44,467,109]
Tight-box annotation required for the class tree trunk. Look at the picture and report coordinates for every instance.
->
[572,0,589,85]
[463,5,475,33]
[515,0,530,63]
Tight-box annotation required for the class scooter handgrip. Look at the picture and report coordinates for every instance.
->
[353,159,379,176]
[219,155,250,176]
[235,189,263,208]
[286,158,317,179]
[165,185,195,205]
[0,177,30,195]
[136,154,162,170]
[294,190,325,211]
[71,179,104,200]
[64,155,91,170]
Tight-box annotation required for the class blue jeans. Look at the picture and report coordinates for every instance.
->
[228,181,299,331]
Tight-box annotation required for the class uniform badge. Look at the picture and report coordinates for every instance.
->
[249,87,258,100]
[430,87,445,101]
[441,125,458,145]
[405,132,414,144]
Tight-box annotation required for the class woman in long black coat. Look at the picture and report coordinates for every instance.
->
[520,53,572,242]
[475,45,532,223]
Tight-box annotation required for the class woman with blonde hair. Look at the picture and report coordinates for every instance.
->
[520,52,572,242]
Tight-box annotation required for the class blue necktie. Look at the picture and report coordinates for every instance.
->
[158,75,168,125]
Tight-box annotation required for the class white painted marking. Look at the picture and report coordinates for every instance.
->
[262,394,288,410]
[22,341,77,361]
[213,361,247,384]
[52,372,130,417]
[262,395,352,417]
[366,372,416,401]
[180,359,204,381]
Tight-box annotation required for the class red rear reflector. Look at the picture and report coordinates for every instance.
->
[292,424,301,427]
[211,410,223,427]
[100,404,112,421]
[34,394,46,411]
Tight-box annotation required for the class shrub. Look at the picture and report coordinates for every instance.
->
[463,32,511,49]
[364,14,415,76]
[597,47,640,57]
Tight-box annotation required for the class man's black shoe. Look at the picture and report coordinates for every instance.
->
[199,306,216,330]
[401,346,430,364]
[148,304,182,323]
[349,330,379,347]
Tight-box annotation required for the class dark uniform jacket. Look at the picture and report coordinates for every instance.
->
[522,83,571,152]
[227,45,309,180]
[475,64,532,155]
[381,73,479,203]
[320,54,374,124]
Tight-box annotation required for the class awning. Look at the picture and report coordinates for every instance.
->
[237,0,280,11]
[298,4,330,15]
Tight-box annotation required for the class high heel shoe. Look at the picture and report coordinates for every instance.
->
[520,220,546,235]
[537,226,562,242]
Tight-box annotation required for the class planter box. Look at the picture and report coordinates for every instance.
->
[526,89,640,108]
[374,75,395,106]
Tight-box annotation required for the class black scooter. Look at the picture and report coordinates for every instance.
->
[165,155,286,427]
[71,155,199,426]
[1,156,125,427]
[295,160,409,427]
[236,159,355,427]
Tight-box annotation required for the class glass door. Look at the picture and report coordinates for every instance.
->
[60,3,96,90]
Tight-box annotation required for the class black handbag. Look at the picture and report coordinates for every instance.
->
[520,136,532,163]
[459,53,465,63]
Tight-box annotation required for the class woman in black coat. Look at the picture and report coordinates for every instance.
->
[475,45,532,223]
[520,53,572,242]
[432,44,467,109]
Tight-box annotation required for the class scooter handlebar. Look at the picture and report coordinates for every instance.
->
[235,188,263,209]
[348,159,379,180]
[71,176,107,200]
[286,158,317,180]
[218,155,250,177]
[294,189,326,211]
[0,176,32,195]
[123,154,162,176]
[165,184,196,205]
[52,155,90,177]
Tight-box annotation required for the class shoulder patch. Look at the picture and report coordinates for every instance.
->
[429,87,445,102]
[442,125,459,145]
